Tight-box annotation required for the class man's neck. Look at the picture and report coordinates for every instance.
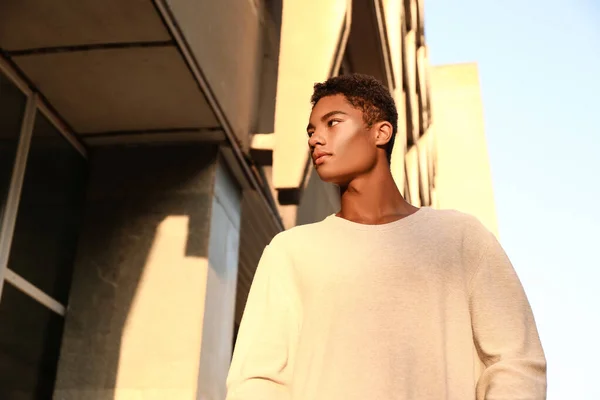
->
[337,164,418,225]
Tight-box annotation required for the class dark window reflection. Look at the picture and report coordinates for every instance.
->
[0,283,64,399]
[6,113,87,304]
[0,73,27,224]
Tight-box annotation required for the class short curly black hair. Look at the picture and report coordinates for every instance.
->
[311,73,398,164]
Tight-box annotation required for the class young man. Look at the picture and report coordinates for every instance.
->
[226,74,546,399]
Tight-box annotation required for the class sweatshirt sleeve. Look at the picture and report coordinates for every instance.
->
[468,226,547,400]
[226,243,298,400]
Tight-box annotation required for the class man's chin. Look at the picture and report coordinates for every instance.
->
[315,170,335,183]
[315,169,346,186]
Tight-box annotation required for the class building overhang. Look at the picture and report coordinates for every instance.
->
[0,0,284,229]
[0,1,220,137]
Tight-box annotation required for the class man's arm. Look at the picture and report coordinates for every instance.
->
[226,243,297,400]
[468,224,547,400]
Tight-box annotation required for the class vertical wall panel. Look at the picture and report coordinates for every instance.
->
[198,158,242,400]
[235,191,281,326]
[405,144,421,207]
[416,133,430,206]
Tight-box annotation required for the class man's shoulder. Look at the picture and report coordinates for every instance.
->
[269,217,331,248]
[419,207,493,239]
[425,207,499,258]
[425,207,482,225]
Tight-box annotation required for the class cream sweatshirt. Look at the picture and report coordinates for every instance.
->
[226,207,546,400]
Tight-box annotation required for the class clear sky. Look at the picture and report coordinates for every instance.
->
[425,0,600,398]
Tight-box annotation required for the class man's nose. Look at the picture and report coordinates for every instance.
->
[308,130,326,147]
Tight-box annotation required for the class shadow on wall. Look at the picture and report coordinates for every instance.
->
[53,144,218,399]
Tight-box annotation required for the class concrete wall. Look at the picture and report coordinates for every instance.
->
[54,144,239,399]
[430,63,498,236]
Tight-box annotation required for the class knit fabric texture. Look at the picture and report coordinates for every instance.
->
[226,207,546,400]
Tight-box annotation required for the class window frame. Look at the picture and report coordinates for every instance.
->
[0,57,87,316]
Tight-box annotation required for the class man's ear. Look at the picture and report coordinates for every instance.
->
[374,121,394,146]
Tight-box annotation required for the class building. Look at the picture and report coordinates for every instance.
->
[429,62,498,236]
[0,0,490,398]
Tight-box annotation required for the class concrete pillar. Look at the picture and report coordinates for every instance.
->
[54,144,241,400]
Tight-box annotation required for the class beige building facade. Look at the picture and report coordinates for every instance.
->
[0,0,493,398]
[429,62,498,236]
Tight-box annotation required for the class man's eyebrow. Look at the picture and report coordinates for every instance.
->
[321,110,348,121]
[306,110,348,132]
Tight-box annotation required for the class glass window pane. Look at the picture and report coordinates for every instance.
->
[0,283,64,399]
[0,72,27,224]
[6,113,87,304]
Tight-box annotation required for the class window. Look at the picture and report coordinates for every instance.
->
[0,63,88,400]
[7,112,87,304]
[0,284,64,398]
[0,72,27,223]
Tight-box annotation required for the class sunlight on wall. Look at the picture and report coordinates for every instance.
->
[115,215,208,399]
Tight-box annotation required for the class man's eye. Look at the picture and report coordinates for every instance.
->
[328,119,340,127]
[307,131,314,138]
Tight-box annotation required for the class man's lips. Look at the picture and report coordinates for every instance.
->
[312,151,332,165]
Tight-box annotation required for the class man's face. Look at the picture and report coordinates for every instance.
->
[307,94,377,185]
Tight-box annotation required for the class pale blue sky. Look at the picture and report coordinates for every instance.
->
[425,0,600,398]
